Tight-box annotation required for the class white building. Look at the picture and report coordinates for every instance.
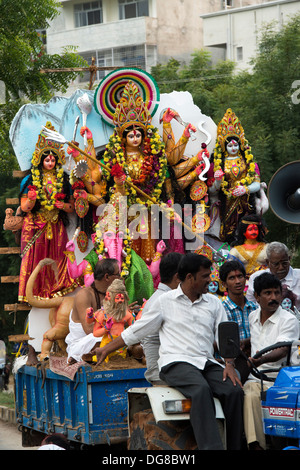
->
[201,0,300,71]
[46,0,269,88]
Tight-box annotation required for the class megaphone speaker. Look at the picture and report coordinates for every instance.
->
[268,161,300,224]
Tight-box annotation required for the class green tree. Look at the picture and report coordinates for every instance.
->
[0,0,87,101]
[152,50,236,117]
[0,0,87,171]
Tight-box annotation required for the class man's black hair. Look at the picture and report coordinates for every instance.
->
[219,260,246,283]
[177,253,212,282]
[159,252,183,284]
[41,433,70,450]
[94,258,119,281]
[253,272,282,296]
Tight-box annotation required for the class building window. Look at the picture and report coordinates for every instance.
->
[75,1,103,28]
[78,44,156,83]
[119,0,149,20]
[223,0,233,8]
[236,46,243,61]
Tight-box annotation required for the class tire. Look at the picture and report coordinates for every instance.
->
[128,410,197,450]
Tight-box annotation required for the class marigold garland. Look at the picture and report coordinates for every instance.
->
[31,166,64,211]
[101,125,167,207]
[213,140,257,197]
[94,225,132,279]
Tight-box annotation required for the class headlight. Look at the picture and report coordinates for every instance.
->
[162,399,192,414]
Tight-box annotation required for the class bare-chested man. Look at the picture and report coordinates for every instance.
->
[65,258,120,364]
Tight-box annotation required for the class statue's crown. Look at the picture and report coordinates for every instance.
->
[113,81,152,135]
[32,121,65,166]
[217,108,245,151]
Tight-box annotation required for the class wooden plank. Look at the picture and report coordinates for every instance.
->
[6,198,19,205]
[1,276,19,283]
[8,334,34,342]
[4,304,31,311]
[13,170,27,178]
[0,247,20,254]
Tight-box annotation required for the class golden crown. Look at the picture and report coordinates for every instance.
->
[217,108,245,151]
[31,121,66,167]
[113,81,152,136]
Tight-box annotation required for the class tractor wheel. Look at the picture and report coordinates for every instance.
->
[128,409,197,450]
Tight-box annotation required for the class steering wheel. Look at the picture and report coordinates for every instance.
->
[249,341,293,382]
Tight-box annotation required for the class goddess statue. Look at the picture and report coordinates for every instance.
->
[210,109,267,244]
[65,81,171,300]
[18,122,76,302]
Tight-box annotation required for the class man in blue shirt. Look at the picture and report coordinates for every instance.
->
[219,260,257,355]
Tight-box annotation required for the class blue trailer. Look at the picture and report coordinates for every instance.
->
[15,363,149,448]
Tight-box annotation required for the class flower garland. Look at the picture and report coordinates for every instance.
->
[31,166,64,211]
[102,125,167,207]
[213,140,257,197]
[94,225,132,279]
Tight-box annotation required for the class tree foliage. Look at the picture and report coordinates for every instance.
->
[0,0,88,174]
[0,0,87,101]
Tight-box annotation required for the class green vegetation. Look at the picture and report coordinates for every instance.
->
[0,390,15,409]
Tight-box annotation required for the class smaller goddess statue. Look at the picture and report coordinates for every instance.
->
[18,122,75,302]
[211,109,266,244]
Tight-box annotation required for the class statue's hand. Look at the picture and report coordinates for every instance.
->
[183,123,197,139]
[74,189,88,199]
[195,163,205,175]
[80,126,93,140]
[156,240,166,254]
[86,307,94,319]
[214,169,225,181]
[67,141,80,158]
[232,185,248,197]
[28,189,37,201]
[162,108,179,123]
[66,240,75,251]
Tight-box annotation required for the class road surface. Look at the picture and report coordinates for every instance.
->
[0,420,39,450]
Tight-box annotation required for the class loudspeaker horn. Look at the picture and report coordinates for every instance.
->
[268,161,300,224]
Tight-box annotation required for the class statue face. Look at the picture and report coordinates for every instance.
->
[208,281,219,293]
[226,139,239,156]
[126,130,142,148]
[43,152,56,171]
[281,298,292,310]
[245,224,259,240]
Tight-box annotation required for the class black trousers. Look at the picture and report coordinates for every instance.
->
[160,360,244,450]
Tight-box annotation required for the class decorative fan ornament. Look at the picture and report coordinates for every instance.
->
[94,68,160,126]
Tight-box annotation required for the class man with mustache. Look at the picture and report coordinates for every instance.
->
[243,272,300,450]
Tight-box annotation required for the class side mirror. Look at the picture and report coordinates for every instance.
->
[218,321,240,358]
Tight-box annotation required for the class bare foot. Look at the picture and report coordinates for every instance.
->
[67,357,77,365]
